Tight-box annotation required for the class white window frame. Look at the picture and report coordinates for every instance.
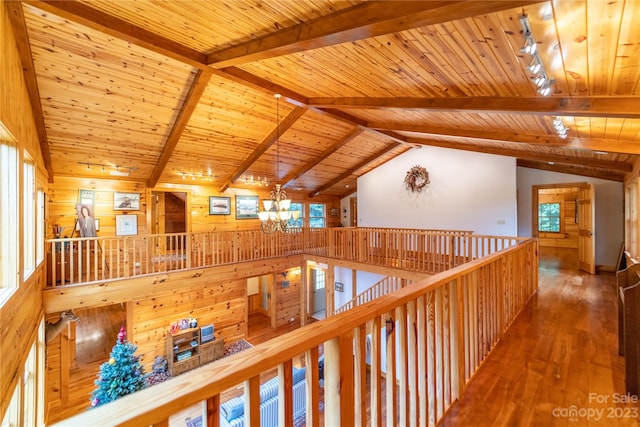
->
[0,135,19,295]
[23,159,35,279]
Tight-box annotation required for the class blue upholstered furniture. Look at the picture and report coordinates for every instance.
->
[219,367,306,427]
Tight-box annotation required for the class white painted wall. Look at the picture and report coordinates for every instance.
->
[516,167,623,268]
[357,146,517,236]
[333,267,385,310]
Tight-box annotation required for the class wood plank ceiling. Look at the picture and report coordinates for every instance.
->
[6,0,640,197]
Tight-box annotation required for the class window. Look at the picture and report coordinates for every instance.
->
[0,136,18,291]
[313,269,325,290]
[309,203,325,228]
[23,160,35,279]
[1,383,19,427]
[36,189,44,265]
[538,202,561,232]
[287,202,303,229]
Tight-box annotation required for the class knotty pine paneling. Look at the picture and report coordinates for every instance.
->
[0,4,47,419]
[538,189,579,249]
[274,270,301,328]
[48,177,148,238]
[130,275,247,371]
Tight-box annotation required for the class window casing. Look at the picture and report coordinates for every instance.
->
[23,160,35,279]
[309,203,325,228]
[0,141,18,290]
[36,189,44,265]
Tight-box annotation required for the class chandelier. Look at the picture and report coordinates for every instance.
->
[258,94,300,233]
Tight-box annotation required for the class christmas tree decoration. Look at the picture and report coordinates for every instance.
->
[90,326,146,407]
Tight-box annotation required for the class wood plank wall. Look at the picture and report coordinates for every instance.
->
[0,2,48,419]
[47,177,341,240]
[130,275,248,370]
[274,269,301,327]
[538,187,579,248]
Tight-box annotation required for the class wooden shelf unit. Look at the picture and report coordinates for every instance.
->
[166,328,200,376]
[166,328,225,376]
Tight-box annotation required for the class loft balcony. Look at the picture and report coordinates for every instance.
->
[45,227,542,426]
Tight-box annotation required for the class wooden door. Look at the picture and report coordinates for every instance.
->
[578,184,596,274]
[350,197,358,226]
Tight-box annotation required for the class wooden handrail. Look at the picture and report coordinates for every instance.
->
[46,228,508,288]
[51,238,538,426]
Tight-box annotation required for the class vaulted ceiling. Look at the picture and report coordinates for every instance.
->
[6,0,640,198]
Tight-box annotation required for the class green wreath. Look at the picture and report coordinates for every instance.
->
[404,165,430,193]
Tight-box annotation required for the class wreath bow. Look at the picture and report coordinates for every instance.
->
[404,165,430,193]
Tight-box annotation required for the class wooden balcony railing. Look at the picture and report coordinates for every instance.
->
[51,238,538,427]
[335,276,415,315]
[46,227,516,288]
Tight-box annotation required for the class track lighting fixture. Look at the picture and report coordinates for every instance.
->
[552,116,569,139]
[78,162,137,176]
[519,14,554,97]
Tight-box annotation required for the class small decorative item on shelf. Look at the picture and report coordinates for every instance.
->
[179,318,189,330]
[188,316,198,328]
[169,322,179,334]
[404,165,430,193]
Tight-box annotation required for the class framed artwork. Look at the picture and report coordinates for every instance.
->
[330,207,339,216]
[78,189,95,207]
[209,196,231,215]
[235,195,260,219]
[335,282,344,292]
[114,192,140,210]
[115,214,138,236]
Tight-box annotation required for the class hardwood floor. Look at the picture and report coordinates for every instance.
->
[441,247,639,426]
[48,247,640,426]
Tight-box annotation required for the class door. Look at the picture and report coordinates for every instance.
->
[312,268,326,314]
[350,197,358,226]
[578,184,596,274]
[260,275,271,316]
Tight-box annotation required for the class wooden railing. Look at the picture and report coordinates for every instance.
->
[51,238,538,427]
[335,276,415,315]
[46,228,507,288]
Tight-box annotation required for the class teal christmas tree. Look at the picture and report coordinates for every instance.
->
[90,325,146,407]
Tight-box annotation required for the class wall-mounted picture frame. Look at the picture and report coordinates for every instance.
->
[235,195,260,219]
[115,214,138,236]
[114,192,140,210]
[78,189,95,207]
[330,207,339,216]
[335,282,344,292]
[209,196,231,215]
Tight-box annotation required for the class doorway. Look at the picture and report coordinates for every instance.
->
[311,268,326,320]
[532,183,595,273]
[150,191,188,253]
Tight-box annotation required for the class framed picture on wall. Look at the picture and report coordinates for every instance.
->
[114,192,140,210]
[235,195,260,219]
[78,189,95,207]
[115,214,138,236]
[335,282,344,292]
[209,196,231,215]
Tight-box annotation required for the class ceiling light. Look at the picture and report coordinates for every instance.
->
[519,15,553,97]
[258,94,300,233]
[552,116,570,139]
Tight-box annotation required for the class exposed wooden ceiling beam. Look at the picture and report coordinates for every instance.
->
[281,128,364,188]
[309,96,640,118]
[219,106,307,193]
[147,69,213,188]
[406,136,633,173]
[6,1,54,182]
[517,159,625,182]
[369,122,640,155]
[309,143,401,198]
[207,0,542,68]
[28,0,207,70]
